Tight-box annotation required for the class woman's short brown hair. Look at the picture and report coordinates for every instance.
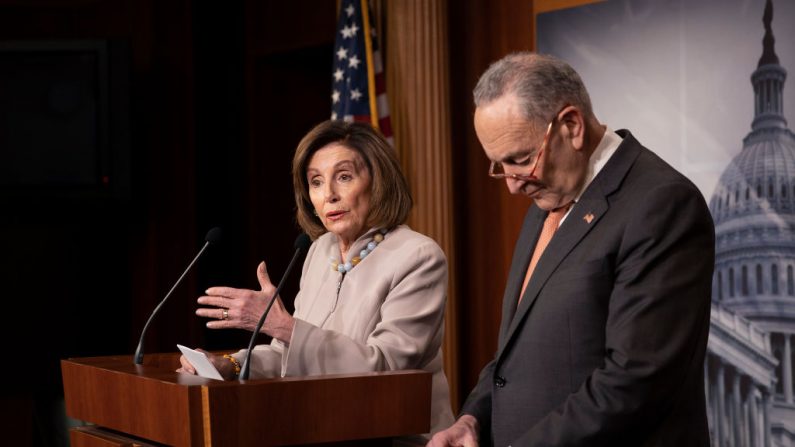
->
[292,120,413,239]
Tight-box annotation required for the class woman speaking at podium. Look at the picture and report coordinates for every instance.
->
[178,120,454,441]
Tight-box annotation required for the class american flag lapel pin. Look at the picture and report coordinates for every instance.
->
[583,213,595,224]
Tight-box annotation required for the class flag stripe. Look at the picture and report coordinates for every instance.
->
[360,0,380,129]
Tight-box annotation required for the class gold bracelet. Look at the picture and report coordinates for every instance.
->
[223,354,241,376]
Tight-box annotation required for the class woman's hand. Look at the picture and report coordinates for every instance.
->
[176,349,237,380]
[196,261,296,343]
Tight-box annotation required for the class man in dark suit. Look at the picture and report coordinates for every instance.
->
[429,53,714,446]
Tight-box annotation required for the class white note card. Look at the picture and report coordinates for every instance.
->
[177,344,225,380]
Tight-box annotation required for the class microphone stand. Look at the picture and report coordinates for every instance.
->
[134,227,221,365]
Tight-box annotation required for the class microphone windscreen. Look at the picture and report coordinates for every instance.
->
[294,233,312,252]
[205,227,223,245]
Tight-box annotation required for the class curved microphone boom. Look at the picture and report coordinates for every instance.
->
[133,227,222,365]
[240,233,311,380]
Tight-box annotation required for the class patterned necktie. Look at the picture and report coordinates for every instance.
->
[519,204,571,302]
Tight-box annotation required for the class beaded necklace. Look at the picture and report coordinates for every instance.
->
[329,229,388,273]
[318,229,387,326]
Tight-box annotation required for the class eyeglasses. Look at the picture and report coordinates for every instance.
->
[488,117,555,182]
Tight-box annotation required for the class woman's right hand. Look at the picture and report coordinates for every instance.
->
[196,261,296,343]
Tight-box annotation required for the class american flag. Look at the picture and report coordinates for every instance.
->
[331,0,392,140]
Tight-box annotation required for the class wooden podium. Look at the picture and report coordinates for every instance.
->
[61,354,431,446]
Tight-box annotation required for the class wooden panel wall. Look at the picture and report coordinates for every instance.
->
[447,0,536,400]
[384,0,459,410]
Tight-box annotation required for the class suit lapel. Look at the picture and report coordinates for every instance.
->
[498,207,545,344]
[496,130,643,356]
[498,196,608,353]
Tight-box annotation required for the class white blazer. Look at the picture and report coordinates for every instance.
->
[234,225,454,437]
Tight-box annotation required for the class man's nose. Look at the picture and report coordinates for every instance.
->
[506,178,523,195]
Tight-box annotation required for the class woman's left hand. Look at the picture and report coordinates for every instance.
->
[176,349,238,381]
[196,261,296,343]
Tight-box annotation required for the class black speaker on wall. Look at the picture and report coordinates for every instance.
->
[0,39,131,200]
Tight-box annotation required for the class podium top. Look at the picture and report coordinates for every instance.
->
[62,354,432,446]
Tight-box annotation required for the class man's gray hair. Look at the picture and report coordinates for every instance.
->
[473,52,594,125]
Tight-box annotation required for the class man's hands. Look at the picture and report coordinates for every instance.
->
[427,415,480,447]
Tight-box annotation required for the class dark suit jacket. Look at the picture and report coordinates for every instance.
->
[461,131,715,446]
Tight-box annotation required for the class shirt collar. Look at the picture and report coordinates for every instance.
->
[560,126,622,224]
[574,126,623,203]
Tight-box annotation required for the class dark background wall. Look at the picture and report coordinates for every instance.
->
[0,1,334,445]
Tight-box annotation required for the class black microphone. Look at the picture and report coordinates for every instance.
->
[133,227,222,365]
[240,233,311,380]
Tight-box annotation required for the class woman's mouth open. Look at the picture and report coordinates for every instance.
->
[326,210,348,221]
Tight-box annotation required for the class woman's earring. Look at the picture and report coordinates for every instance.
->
[313,209,318,216]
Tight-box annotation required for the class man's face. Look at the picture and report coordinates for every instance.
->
[474,94,587,210]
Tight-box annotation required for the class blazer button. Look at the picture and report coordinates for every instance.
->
[494,376,506,388]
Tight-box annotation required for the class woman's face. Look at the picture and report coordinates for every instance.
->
[307,143,372,244]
